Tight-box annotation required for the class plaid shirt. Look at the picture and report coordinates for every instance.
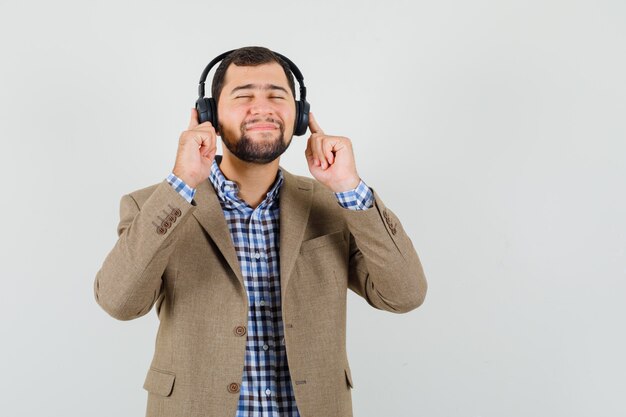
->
[166,157,374,416]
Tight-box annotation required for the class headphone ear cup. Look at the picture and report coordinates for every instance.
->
[208,97,218,132]
[195,98,212,124]
[294,100,310,136]
[195,97,219,129]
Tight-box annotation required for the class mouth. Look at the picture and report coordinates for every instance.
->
[246,123,279,131]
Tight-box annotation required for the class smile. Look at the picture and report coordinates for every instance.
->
[247,123,278,131]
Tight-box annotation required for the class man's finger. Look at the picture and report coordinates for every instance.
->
[199,136,217,158]
[195,121,215,132]
[322,138,336,166]
[188,108,199,130]
[304,137,315,165]
[314,135,327,168]
[308,111,324,135]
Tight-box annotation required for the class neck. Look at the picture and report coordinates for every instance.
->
[217,150,280,209]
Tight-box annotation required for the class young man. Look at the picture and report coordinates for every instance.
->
[94,46,427,417]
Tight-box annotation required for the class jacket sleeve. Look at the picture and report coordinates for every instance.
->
[343,187,427,313]
[94,180,196,321]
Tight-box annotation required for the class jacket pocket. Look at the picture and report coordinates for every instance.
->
[143,367,176,397]
[344,367,353,389]
[300,230,345,253]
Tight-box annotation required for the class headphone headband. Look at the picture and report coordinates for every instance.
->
[197,49,307,102]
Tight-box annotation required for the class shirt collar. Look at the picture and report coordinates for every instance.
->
[208,154,284,206]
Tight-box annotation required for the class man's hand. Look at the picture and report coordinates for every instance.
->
[304,112,361,192]
[172,108,218,189]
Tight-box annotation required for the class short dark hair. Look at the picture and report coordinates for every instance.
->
[211,46,296,104]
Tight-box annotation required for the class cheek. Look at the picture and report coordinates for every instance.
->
[218,105,245,127]
[280,104,297,126]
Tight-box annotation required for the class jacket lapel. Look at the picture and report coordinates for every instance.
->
[190,164,313,294]
[278,169,313,294]
[192,180,245,286]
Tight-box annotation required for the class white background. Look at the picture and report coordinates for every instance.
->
[1,0,624,416]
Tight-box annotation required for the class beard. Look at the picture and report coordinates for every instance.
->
[219,117,292,164]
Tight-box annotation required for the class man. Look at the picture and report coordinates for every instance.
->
[94,46,427,417]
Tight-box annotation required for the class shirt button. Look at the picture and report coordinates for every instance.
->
[265,389,271,396]
[263,344,269,350]
[254,252,261,259]
[224,185,230,191]
[259,300,265,306]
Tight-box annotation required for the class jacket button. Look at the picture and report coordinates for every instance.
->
[167,214,176,223]
[172,208,182,217]
[161,220,171,229]
[227,382,240,393]
[156,226,167,235]
[234,326,247,336]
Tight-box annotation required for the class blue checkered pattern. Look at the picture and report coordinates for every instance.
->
[334,180,375,210]
[166,172,196,202]
[166,159,373,416]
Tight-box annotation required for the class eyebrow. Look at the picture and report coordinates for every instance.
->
[230,83,289,96]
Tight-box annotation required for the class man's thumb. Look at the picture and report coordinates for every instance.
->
[188,108,199,129]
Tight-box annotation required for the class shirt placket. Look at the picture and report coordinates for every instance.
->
[249,202,280,414]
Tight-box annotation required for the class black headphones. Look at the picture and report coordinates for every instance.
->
[195,49,311,136]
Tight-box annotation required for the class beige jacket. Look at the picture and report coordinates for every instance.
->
[94,165,427,417]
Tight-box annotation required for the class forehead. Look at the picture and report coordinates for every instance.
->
[223,62,290,90]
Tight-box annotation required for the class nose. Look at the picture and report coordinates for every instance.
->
[248,96,276,116]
